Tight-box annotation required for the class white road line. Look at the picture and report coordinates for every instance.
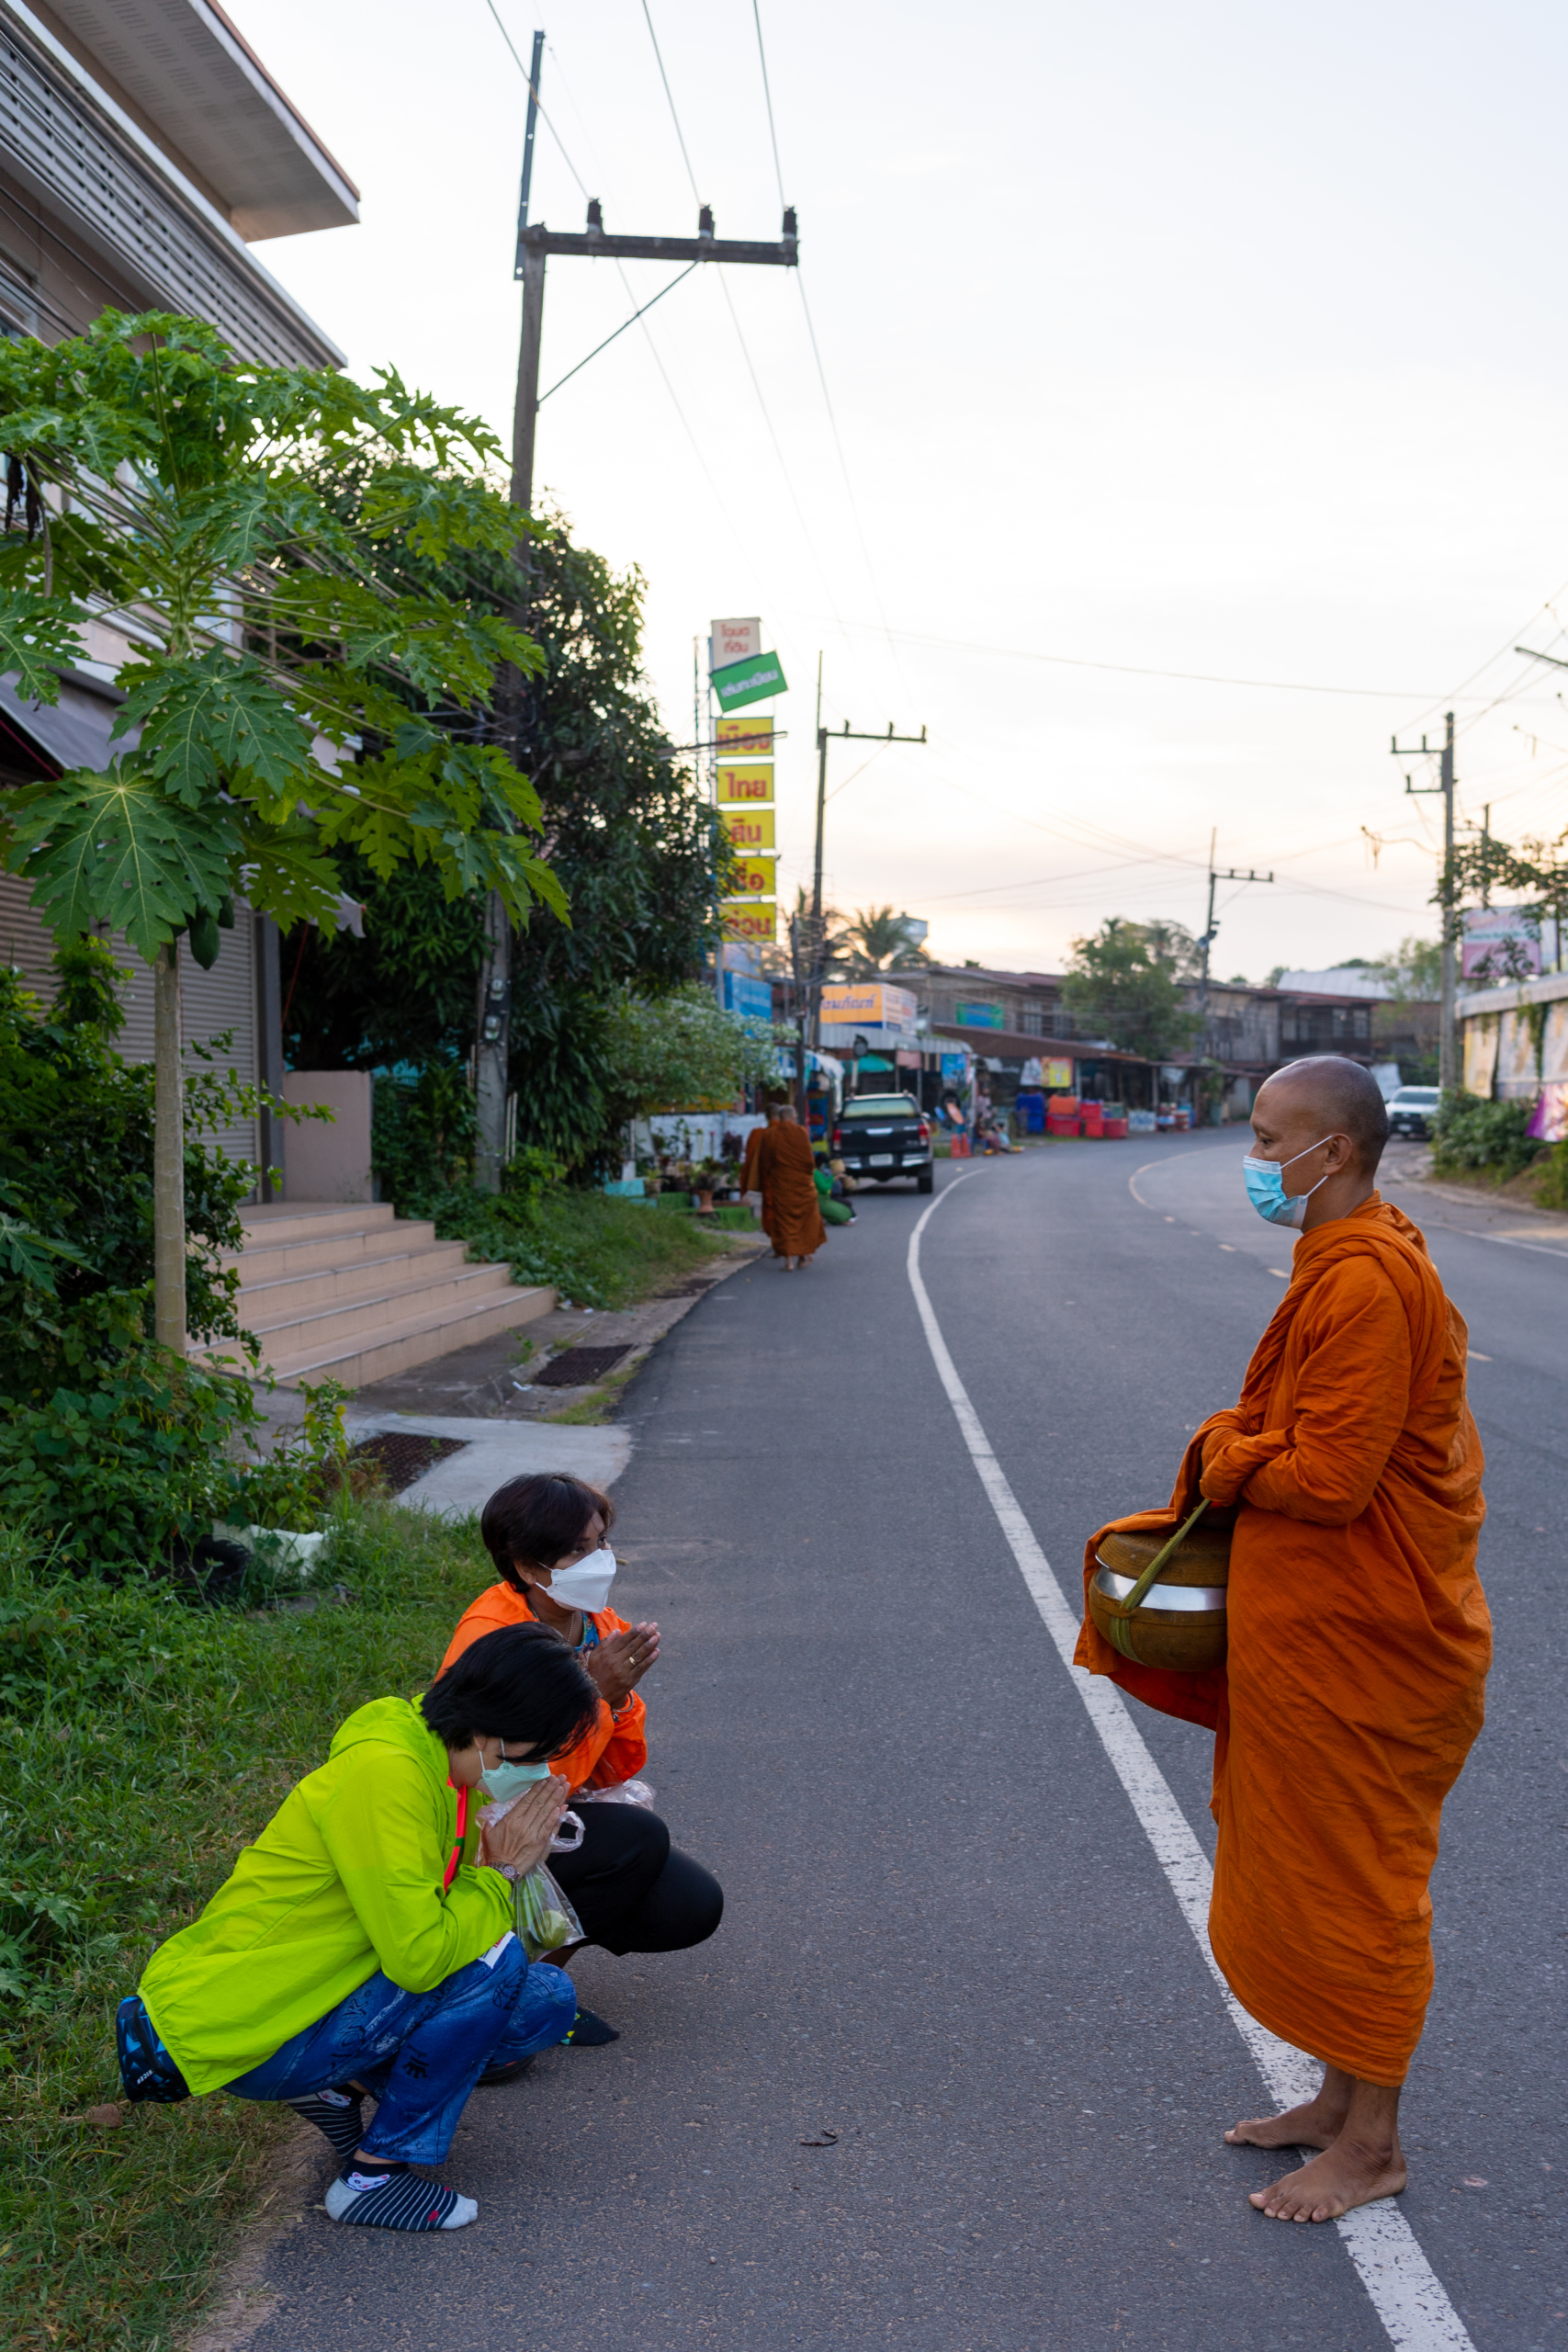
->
[1456,1227,1568,1261]
[908,1175,1475,2352]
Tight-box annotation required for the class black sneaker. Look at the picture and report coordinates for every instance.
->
[476,2055,539,2089]
[562,2007,620,2046]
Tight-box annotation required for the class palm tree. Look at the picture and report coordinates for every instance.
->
[845,906,930,975]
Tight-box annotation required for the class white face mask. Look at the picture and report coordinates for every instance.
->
[543,1545,616,1614]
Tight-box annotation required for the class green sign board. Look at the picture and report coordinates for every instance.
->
[711,650,788,711]
[955,1001,1005,1029]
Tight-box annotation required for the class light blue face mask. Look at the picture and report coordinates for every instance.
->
[479,1749,553,1803]
[1241,1136,1334,1228]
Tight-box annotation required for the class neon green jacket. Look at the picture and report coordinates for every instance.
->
[140,1696,511,2095]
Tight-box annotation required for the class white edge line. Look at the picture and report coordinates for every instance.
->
[907,1176,1476,2352]
[1455,1227,1568,1261]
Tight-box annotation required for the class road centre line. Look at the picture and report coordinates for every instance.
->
[908,1175,1476,2352]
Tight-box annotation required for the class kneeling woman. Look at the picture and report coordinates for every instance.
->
[442,1472,723,2039]
[118,1626,599,2232]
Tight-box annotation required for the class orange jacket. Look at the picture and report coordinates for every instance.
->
[440,1583,649,1794]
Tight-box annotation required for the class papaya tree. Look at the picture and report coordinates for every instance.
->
[0,310,564,1351]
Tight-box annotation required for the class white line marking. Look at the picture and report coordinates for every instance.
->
[908,1176,1475,2352]
[1128,1157,1165,1207]
[1456,1227,1568,1261]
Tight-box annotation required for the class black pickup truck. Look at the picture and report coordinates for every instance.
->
[832,1092,933,1192]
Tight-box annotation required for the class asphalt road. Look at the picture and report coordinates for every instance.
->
[248,1133,1566,2352]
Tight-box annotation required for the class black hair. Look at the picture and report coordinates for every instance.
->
[479,1471,615,1592]
[419,1623,599,1756]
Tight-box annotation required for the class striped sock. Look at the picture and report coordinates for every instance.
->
[323,2162,478,2232]
[283,2087,363,2160]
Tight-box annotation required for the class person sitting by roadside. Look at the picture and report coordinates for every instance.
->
[441,1473,723,2040]
[116,1625,599,2233]
[813,1148,855,1225]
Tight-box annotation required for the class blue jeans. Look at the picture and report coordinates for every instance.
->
[223,1931,575,2165]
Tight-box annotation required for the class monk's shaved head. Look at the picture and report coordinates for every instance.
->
[1257,1055,1389,1174]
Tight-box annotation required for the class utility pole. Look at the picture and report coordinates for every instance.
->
[1198,831,1273,1020]
[807,668,926,1052]
[474,28,546,1193]
[1391,710,1457,1091]
[478,73,797,1180]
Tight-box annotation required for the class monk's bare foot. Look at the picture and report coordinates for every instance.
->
[1248,2131,1406,2222]
[1225,2091,1347,2153]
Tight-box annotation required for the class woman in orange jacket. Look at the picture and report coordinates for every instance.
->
[441,1472,723,2043]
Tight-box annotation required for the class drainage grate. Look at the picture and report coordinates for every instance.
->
[350,1432,468,1494]
[534,1345,632,1388]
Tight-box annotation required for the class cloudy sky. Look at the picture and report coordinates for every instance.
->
[244,0,1568,980]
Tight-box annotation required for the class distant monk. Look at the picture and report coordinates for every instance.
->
[755,1103,827,1272]
[739,1107,775,1199]
[1077,1056,1489,2222]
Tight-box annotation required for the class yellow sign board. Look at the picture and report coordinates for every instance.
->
[722,899,776,943]
[818,980,918,1030]
[1043,1057,1073,1090]
[717,763,773,804]
[728,857,775,898]
[721,806,775,852]
[716,716,773,758]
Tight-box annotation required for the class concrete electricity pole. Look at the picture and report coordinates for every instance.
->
[807,667,926,1051]
[1197,831,1273,1022]
[1391,710,1457,1091]
[472,36,800,1186]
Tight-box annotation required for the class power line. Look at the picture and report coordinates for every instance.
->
[750,0,787,209]
[479,0,591,197]
[638,0,702,201]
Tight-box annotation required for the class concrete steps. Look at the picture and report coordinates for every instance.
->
[221,1202,554,1389]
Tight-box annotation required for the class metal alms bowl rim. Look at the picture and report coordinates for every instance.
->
[1092,1561,1227,1616]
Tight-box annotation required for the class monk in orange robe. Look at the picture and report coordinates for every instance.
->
[739,1107,774,1198]
[755,1102,827,1269]
[1076,1056,1489,2222]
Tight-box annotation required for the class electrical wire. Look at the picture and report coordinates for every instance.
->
[480,0,592,198]
[638,0,702,202]
[537,262,698,403]
[750,0,787,209]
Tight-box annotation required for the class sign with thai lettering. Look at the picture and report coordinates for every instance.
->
[1043,1057,1073,1089]
[954,1000,1005,1029]
[819,981,918,1031]
[716,716,773,757]
[728,857,775,898]
[710,616,761,666]
[721,806,775,851]
[722,899,776,942]
[717,764,773,803]
[711,650,787,711]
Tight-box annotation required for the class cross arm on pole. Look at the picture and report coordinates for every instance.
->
[518,220,798,275]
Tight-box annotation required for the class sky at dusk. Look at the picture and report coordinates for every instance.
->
[243,0,1568,980]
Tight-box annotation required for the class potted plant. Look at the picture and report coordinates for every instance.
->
[693,1157,725,1213]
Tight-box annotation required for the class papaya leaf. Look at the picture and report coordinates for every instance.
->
[4,768,238,960]
[114,650,315,807]
[0,591,88,703]
[232,823,344,933]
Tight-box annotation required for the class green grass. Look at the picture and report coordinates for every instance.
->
[0,1502,499,2351]
[415,1183,737,1310]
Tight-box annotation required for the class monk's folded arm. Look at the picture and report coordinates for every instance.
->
[1238,1268,1413,1524]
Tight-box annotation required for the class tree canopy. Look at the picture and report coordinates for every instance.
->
[1061,918,1202,1061]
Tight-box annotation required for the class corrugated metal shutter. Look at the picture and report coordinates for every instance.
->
[0,876,258,1171]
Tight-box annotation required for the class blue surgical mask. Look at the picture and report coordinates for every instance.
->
[1242,1136,1335,1228]
[480,1749,554,1803]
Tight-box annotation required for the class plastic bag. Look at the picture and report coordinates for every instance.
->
[513,1862,583,1961]
[574,1777,657,1809]
[479,1792,583,1859]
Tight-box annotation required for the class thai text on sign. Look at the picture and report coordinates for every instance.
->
[716,716,773,758]
[722,900,776,943]
[818,981,918,1030]
[728,857,775,898]
[717,764,773,804]
[720,806,775,851]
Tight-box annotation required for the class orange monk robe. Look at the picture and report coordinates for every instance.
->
[755,1120,827,1261]
[441,1584,649,1795]
[1075,1196,1490,2086]
[739,1123,767,1194]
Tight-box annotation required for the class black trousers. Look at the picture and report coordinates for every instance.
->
[547,1804,722,1957]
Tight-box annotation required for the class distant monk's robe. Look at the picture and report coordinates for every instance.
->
[755,1120,827,1261]
[740,1124,766,1195]
[1075,1196,1490,2086]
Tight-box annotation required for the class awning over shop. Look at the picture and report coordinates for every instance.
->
[0,667,135,775]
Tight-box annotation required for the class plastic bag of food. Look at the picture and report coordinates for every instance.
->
[513,1862,583,1962]
[574,1777,657,1809]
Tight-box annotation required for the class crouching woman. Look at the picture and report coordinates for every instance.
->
[115,1625,599,2233]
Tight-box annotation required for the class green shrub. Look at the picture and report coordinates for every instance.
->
[1430,1091,1542,1180]
[1533,1140,1568,1209]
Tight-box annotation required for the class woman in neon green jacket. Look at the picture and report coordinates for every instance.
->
[117,1624,600,2233]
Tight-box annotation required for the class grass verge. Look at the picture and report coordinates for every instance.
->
[0,1501,500,2351]
[412,1184,739,1310]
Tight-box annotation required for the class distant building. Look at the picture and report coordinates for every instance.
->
[0,0,357,1178]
